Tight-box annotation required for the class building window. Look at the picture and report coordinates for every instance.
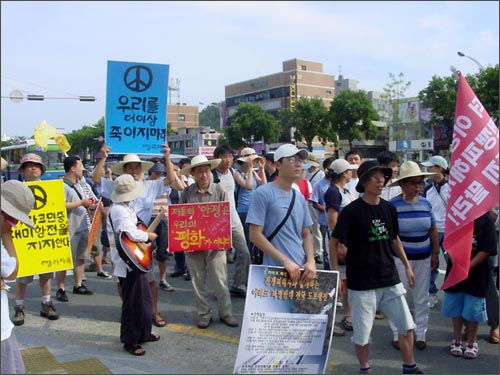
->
[178,114,185,121]
[300,65,307,70]
[326,90,332,95]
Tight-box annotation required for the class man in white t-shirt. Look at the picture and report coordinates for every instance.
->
[344,149,363,200]
[212,145,251,297]
[305,152,325,264]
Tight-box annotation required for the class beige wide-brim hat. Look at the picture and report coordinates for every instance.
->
[389,161,436,187]
[110,174,145,203]
[180,155,220,176]
[111,154,154,176]
[1,180,35,228]
[237,147,262,163]
[305,152,320,168]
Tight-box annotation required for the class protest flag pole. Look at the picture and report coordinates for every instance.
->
[441,69,499,290]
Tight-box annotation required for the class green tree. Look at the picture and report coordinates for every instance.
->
[280,97,333,151]
[382,72,411,142]
[223,103,281,149]
[418,74,457,149]
[277,109,294,143]
[66,117,105,160]
[328,90,379,150]
[456,64,499,124]
[167,122,175,135]
[199,104,221,130]
[418,64,499,151]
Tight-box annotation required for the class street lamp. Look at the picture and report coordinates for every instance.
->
[457,51,484,70]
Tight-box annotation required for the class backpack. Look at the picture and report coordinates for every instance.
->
[211,168,239,208]
[212,167,234,183]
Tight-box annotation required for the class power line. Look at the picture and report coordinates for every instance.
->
[1,74,82,98]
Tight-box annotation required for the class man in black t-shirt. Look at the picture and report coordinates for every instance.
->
[330,160,423,375]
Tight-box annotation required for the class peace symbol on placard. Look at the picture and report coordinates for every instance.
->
[123,65,153,92]
[29,185,47,210]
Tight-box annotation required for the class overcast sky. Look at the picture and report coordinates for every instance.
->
[1,1,498,138]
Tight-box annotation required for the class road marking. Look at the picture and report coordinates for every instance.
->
[167,323,240,344]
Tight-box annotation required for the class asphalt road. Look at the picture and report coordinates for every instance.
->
[10,253,500,374]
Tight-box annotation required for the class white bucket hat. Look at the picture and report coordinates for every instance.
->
[1,180,35,228]
[389,161,436,186]
[237,147,262,163]
[179,155,221,176]
[110,174,145,203]
[111,154,154,176]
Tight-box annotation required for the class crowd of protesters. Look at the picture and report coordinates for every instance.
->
[1,140,498,372]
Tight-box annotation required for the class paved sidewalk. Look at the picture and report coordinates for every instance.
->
[18,320,184,374]
[9,259,500,374]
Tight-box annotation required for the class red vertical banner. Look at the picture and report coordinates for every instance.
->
[441,71,499,289]
[168,202,232,252]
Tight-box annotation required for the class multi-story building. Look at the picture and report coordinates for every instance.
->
[386,97,435,162]
[225,58,336,157]
[167,103,199,131]
[225,58,335,121]
[335,74,359,93]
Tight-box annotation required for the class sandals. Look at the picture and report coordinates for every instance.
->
[341,316,353,331]
[463,342,478,359]
[141,333,160,343]
[332,327,345,337]
[450,341,463,357]
[124,344,145,356]
[489,328,499,344]
[152,313,167,327]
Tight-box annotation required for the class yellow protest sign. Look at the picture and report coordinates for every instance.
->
[12,179,73,277]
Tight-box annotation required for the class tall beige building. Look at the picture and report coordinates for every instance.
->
[225,58,335,122]
[167,103,199,131]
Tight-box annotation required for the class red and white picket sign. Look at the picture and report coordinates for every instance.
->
[441,71,499,290]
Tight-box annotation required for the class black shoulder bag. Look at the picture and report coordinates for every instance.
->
[251,189,296,264]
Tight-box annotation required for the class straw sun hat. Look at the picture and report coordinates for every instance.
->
[111,154,154,176]
[389,161,436,187]
[179,155,221,176]
[237,147,262,163]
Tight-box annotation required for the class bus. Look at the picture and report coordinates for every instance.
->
[1,139,66,181]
